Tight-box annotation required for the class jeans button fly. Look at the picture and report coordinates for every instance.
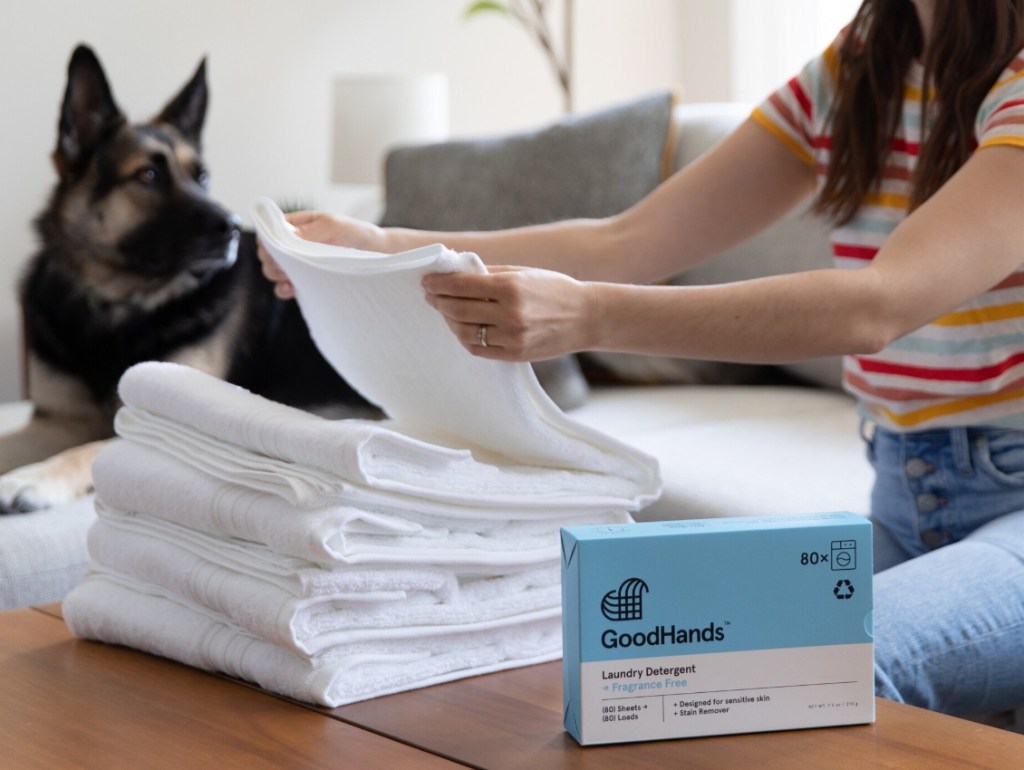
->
[905,457,931,478]
[916,492,940,512]
[921,528,950,548]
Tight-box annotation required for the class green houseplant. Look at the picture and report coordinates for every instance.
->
[464,0,574,112]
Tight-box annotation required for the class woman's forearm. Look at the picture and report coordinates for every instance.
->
[380,216,624,280]
[581,268,893,363]
[383,118,817,285]
[422,262,897,365]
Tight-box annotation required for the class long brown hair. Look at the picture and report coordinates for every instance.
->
[813,0,1024,226]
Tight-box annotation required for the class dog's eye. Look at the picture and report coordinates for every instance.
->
[134,165,162,187]
[194,168,210,189]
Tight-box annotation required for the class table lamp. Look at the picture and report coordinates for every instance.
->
[330,73,450,187]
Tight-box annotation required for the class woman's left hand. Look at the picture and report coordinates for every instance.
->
[422,266,592,361]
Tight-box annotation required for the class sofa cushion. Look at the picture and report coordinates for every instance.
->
[0,495,94,609]
[380,92,676,409]
[0,402,96,610]
[571,384,871,521]
[380,91,675,231]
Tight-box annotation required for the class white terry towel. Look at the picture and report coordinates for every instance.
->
[63,571,562,707]
[89,503,459,601]
[114,394,649,512]
[253,198,661,488]
[89,506,561,655]
[93,440,629,570]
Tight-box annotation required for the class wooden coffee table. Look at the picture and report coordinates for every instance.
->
[2,605,1021,769]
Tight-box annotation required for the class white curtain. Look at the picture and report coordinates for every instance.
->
[729,0,861,102]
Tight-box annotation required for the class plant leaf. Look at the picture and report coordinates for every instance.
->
[463,1,510,19]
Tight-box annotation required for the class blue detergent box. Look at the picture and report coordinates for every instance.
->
[561,512,874,745]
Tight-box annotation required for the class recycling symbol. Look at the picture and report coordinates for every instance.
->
[833,579,855,600]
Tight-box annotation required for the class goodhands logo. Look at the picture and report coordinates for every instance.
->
[601,577,649,621]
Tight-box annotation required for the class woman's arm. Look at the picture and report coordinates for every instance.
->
[424,145,1024,364]
[384,118,817,283]
[260,117,818,295]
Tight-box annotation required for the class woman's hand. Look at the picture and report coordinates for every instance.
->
[256,210,386,299]
[257,247,297,299]
[422,266,593,361]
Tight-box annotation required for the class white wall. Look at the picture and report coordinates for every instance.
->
[675,0,734,104]
[0,0,856,403]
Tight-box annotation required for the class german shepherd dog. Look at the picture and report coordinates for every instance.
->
[0,45,371,513]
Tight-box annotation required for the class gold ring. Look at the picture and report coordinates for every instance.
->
[477,324,488,347]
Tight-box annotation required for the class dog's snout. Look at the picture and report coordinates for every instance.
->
[222,212,242,236]
[193,204,240,239]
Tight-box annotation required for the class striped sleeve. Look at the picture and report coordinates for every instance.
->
[977,48,1024,150]
[751,35,841,168]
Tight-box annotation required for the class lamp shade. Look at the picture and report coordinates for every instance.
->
[330,74,449,185]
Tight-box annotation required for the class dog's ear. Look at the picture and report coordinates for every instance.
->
[54,45,126,177]
[155,58,208,148]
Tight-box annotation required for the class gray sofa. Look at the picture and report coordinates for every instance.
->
[0,100,870,610]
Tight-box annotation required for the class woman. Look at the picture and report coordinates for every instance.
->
[261,0,1024,719]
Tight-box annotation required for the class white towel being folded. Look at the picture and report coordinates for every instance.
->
[93,440,629,569]
[251,199,657,487]
[88,506,561,654]
[63,571,562,707]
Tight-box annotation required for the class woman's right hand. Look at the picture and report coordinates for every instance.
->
[256,210,386,299]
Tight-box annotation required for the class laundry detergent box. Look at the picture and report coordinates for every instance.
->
[560,512,873,745]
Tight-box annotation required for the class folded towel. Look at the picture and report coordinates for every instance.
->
[93,440,628,569]
[89,503,459,599]
[63,571,562,707]
[88,506,561,654]
[115,395,650,512]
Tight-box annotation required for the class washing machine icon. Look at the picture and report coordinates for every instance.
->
[831,540,857,571]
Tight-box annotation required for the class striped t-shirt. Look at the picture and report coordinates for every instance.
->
[753,36,1024,432]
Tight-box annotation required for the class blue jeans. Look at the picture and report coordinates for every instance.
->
[866,423,1024,717]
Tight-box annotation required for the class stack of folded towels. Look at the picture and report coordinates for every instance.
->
[62,199,661,707]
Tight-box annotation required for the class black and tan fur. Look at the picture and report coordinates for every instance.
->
[0,45,369,512]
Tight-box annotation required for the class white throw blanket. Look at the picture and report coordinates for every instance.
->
[64,571,562,707]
